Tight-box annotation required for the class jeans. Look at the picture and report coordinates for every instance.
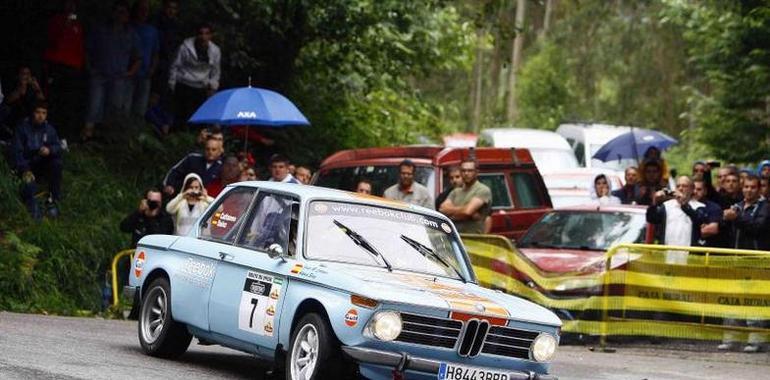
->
[21,156,63,215]
[130,77,152,117]
[45,63,85,139]
[86,74,131,124]
[173,83,207,130]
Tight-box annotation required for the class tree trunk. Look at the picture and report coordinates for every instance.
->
[540,0,556,38]
[506,0,527,124]
[470,27,485,133]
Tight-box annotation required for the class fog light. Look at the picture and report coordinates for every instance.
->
[531,333,557,362]
[370,311,402,341]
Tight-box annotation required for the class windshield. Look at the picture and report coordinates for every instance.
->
[518,210,647,251]
[529,149,579,172]
[305,201,466,280]
[314,165,435,197]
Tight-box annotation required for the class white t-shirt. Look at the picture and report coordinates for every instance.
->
[663,198,705,263]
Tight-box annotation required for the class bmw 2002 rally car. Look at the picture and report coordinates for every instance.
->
[126,182,561,380]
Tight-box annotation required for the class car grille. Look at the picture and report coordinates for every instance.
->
[395,313,463,348]
[395,313,539,361]
[481,325,539,359]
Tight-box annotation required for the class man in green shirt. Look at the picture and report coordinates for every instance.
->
[439,159,492,233]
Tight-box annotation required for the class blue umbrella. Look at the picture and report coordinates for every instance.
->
[189,86,310,126]
[592,127,678,162]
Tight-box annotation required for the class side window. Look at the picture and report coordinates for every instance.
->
[199,187,256,243]
[478,173,513,209]
[511,172,545,209]
[238,192,298,256]
[574,142,586,166]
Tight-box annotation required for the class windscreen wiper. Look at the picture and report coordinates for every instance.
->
[399,234,466,283]
[333,219,393,272]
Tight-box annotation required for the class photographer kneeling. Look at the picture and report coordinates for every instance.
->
[646,176,709,263]
[165,173,214,236]
[120,188,174,248]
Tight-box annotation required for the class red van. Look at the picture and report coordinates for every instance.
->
[311,146,553,239]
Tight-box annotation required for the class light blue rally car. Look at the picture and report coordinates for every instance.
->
[126,182,560,380]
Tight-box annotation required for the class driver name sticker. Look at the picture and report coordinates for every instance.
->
[238,271,283,336]
[212,212,238,229]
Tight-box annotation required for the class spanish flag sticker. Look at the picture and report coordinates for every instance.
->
[290,264,303,274]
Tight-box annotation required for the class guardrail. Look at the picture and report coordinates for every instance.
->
[110,249,134,307]
[462,235,770,348]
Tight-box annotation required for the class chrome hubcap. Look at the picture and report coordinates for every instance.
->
[290,324,319,380]
[141,287,167,344]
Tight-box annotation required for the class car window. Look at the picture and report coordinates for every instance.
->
[315,165,434,196]
[477,173,512,209]
[574,142,586,166]
[237,192,298,256]
[511,172,545,208]
[199,187,256,243]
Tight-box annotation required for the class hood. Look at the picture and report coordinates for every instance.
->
[518,247,606,274]
[183,172,204,189]
[758,160,770,176]
[294,261,560,326]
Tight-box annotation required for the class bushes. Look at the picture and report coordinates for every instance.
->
[0,121,194,315]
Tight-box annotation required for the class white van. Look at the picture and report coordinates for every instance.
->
[556,123,636,171]
[479,128,578,173]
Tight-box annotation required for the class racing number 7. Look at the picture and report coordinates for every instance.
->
[249,298,259,328]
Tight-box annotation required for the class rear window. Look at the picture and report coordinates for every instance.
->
[315,165,435,197]
[478,173,512,209]
[512,172,546,208]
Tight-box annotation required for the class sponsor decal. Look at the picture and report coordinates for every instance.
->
[238,271,283,336]
[290,263,304,274]
[134,251,145,278]
[178,257,216,288]
[345,309,359,327]
[237,111,258,119]
[313,203,328,214]
[449,311,507,326]
[440,222,452,234]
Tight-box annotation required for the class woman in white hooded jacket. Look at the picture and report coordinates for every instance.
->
[166,173,215,235]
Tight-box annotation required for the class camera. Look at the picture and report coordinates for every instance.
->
[707,160,721,168]
[662,189,675,197]
[189,191,202,197]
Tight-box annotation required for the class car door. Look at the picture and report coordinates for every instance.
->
[208,189,298,355]
[168,186,257,330]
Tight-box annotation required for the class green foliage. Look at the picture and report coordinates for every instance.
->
[516,42,574,130]
[662,1,770,163]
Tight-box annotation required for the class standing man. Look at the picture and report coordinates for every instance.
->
[268,154,300,184]
[692,178,723,247]
[439,159,492,234]
[435,166,462,209]
[723,175,770,251]
[130,0,159,117]
[12,101,63,219]
[646,176,708,263]
[162,136,223,196]
[294,166,312,185]
[612,166,639,204]
[120,188,174,247]
[717,172,743,210]
[383,159,434,209]
[168,22,221,130]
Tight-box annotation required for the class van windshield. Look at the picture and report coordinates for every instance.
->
[314,165,435,196]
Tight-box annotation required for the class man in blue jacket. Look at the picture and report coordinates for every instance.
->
[12,101,63,219]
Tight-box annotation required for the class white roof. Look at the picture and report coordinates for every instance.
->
[480,128,571,150]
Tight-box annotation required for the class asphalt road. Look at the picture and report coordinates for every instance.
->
[1,311,768,380]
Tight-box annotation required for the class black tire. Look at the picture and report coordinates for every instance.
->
[137,277,192,358]
[285,313,343,380]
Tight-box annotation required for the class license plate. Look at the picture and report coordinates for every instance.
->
[437,362,509,380]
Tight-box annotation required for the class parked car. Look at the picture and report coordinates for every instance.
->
[556,123,636,172]
[126,182,561,380]
[542,168,624,209]
[312,146,552,240]
[478,128,579,173]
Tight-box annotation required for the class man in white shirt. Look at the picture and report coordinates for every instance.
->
[268,154,300,184]
[646,176,708,263]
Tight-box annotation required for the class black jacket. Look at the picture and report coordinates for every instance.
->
[162,152,222,192]
[120,210,174,248]
[727,199,770,251]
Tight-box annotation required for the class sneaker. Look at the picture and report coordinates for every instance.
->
[717,342,735,351]
[743,344,762,353]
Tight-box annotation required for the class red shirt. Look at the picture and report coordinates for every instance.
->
[206,179,225,198]
[43,14,85,70]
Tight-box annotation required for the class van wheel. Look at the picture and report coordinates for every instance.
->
[138,277,192,358]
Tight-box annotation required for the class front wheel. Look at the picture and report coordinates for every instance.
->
[137,277,192,358]
[286,313,340,380]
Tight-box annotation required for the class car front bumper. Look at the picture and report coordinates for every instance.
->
[342,346,557,380]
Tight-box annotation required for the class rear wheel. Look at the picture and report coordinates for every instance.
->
[137,277,192,358]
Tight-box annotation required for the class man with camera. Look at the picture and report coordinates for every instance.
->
[120,188,174,248]
[722,174,770,250]
[646,176,708,263]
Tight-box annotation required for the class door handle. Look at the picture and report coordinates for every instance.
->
[219,252,234,261]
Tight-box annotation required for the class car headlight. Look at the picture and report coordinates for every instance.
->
[369,311,402,341]
[531,333,557,362]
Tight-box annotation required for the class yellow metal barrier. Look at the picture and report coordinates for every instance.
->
[462,235,770,347]
[111,249,134,307]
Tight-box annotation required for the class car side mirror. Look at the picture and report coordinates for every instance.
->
[267,243,285,261]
